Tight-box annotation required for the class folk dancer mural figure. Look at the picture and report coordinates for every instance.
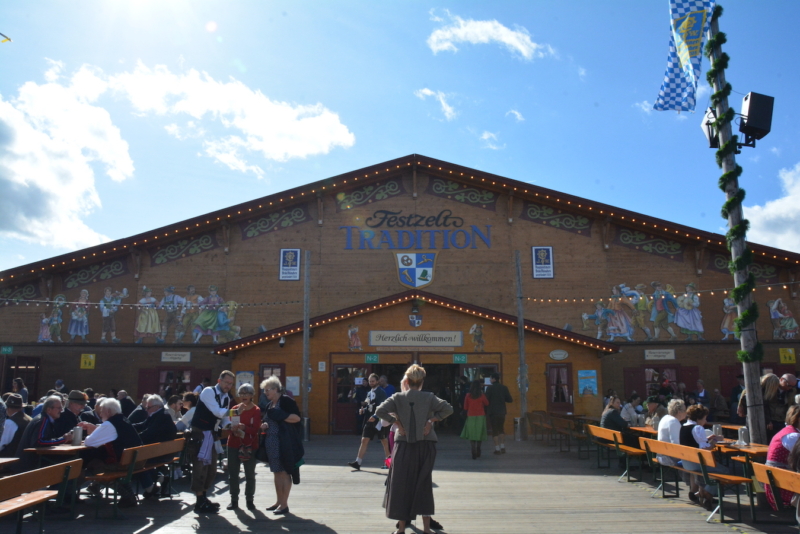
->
[182,285,203,339]
[37,313,50,342]
[67,289,90,343]
[215,301,242,343]
[135,286,161,343]
[769,298,799,340]
[582,301,613,340]
[348,324,362,351]
[649,281,679,341]
[48,295,66,343]
[606,285,635,342]
[193,285,225,344]
[158,286,186,343]
[470,324,485,351]
[630,284,654,341]
[675,283,704,340]
[720,297,740,340]
[99,287,128,343]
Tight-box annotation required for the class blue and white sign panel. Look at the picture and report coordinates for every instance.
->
[395,253,436,289]
[653,0,715,112]
[532,246,554,279]
[279,249,301,281]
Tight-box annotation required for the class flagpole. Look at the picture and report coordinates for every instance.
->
[705,7,766,444]
[514,250,528,440]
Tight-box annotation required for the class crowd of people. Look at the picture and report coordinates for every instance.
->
[0,371,305,516]
[600,372,800,513]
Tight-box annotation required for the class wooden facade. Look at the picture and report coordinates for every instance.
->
[1,154,799,431]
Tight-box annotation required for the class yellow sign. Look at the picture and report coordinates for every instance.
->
[80,353,96,369]
[780,348,796,365]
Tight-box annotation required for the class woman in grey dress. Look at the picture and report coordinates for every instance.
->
[376,364,453,534]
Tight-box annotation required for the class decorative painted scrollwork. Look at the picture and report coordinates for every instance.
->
[240,205,311,240]
[520,201,592,236]
[0,283,41,302]
[149,233,218,267]
[426,178,497,210]
[336,179,403,211]
[613,228,685,262]
[62,260,128,289]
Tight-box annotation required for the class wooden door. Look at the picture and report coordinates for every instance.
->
[331,364,370,434]
[546,363,573,413]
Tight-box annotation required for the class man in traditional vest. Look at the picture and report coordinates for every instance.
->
[189,369,234,514]
[0,394,30,459]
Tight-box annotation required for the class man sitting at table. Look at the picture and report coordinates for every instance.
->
[132,394,177,499]
[78,398,143,508]
[16,395,74,472]
[55,390,99,435]
[127,394,151,425]
[0,393,31,460]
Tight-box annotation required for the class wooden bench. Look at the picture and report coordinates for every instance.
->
[751,462,800,525]
[86,438,185,519]
[585,425,646,482]
[550,417,593,458]
[639,438,754,523]
[527,411,553,443]
[0,458,82,534]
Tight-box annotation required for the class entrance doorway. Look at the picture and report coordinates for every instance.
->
[546,363,574,413]
[3,356,41,401]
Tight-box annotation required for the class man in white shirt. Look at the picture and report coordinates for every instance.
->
[189,370,233,514]
[0,394,30,457]
[79,398,143,508]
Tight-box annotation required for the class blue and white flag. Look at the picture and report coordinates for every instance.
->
[653,0,715,112]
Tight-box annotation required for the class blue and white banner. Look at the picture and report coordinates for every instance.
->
[653,0,715,112]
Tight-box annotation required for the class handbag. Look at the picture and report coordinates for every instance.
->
[238,444,253,462]
[255,433,268,463]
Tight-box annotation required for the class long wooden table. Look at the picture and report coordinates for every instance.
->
[24,443,89,467]
[629,425,657,436]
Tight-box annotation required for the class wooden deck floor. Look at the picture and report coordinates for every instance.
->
[13,433,798,533]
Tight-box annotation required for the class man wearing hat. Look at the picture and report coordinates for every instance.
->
[0,394,31,458]
[56,390,99,435]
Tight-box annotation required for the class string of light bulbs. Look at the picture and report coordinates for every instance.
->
[525,280,799,303]
[0,298,301,308]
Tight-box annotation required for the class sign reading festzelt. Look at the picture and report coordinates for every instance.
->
[532,246,554,279]
[369,331,463,347]
[279,249,301,281]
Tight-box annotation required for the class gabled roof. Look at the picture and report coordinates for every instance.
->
[3,153,799,286]
[213,289,620,355]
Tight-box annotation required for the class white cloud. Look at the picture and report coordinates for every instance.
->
[633,100,653,115]
[164,120,206,141]
[479,131,504,150]
[0,63,134,250]
[506,109,524,122]
[696,84,711,100]
[578,67,587,81]
[771,147,781,156]
[107,62,355,174]
[414,88,457,120]
[744,162,800,252]
[427,13,554,60]
[429,8,444,23]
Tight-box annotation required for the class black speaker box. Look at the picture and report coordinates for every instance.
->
[739,92,774,140]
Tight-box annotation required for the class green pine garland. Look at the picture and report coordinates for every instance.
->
[705,4,763,363]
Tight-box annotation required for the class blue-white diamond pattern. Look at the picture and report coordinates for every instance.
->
[653,0,715,112]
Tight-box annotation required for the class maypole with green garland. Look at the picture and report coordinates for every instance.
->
[704,5,766,444]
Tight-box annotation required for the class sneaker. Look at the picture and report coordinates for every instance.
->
[347,461,361,471]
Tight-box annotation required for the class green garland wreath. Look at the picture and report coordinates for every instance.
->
[705,5,763,363]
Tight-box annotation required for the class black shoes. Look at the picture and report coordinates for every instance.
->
[227,498,239,510]
[273,507,289,515]
[265,504,280,511]
[195,500,219,514]
[246,499,256,510]
[430,518,444,530]
[118,495,138,508]
[347,461,361,470]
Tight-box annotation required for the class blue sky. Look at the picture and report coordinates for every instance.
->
[2,1,799,271]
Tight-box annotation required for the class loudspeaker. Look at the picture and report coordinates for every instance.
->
[739,92,774,140]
